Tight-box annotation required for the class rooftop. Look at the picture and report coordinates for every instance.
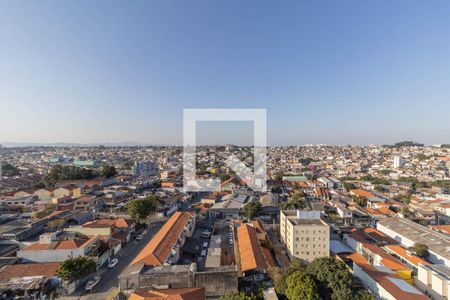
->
[378,218,450,261]
[128,287,205,300]
[237,223,269,272]
[130,211,194,266]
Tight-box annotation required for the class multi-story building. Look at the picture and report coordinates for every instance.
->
[280,210,330,262]
[134,161,158,177]
[394,155,405,168]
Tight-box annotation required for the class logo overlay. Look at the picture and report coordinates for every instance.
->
[183,108,267,192]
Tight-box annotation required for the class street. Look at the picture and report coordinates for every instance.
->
[64,218,165,300]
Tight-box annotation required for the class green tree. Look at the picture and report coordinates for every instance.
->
[1,163,20,176]
[102,165,117,178]
[306,257,353,300]
[280,192,307,210]
[400,207,411,217]
[275,259,306,296]
[413,243,429,259]
[374,185,384,192]
[241,201,262,220]
[285,271,318,300]
[355,291,375,300]
[343,182,355,192]
[219,292,256,300]
[37,165,97,187]
[126,195,161,222]
[56,256,96,282]
[354,196,368,208]
[416,154,427,161]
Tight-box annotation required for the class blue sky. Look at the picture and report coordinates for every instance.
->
[1,0,449,145]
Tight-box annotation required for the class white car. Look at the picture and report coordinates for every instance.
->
[200,231,211,238]
[142,230,148,235]
[108,258,119,269]
[136,234,143,240]
[229,238,234,245]
[85,276,101,291]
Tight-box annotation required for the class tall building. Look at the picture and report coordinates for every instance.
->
[134,161,158,177]
[280,210,330,262]
[393,155,405,168]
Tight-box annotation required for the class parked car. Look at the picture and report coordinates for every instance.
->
[85,276,101,291]
[200,249,207,257]
[142,230,148,235]
[200,231,211,238]
[229,238,234,245]
[108,258,119,269]
[202,242,208,249]
[136,234,143,240]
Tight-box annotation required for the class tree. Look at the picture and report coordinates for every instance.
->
[413,243,429,259]
[275,259,306,296]
[353,196,368,208]
[102,165,117,178]
[280,192,307,210]
[219,291,257,300]
[343,182,354,192]
[126,195,161,222]
[400,207,411,217]
[355,291,375,300]
[241,201,262,220]
[37,165,97,187]
[306,257,353,300]
[1,163,20,176]
[285,271,318,300]
[374,185,384,192]
[56,256,96,282]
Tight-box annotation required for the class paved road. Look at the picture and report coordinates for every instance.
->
[66,219,165,300]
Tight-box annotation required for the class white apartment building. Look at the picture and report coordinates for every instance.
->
[394,155,405,168]
[280,210,330,262]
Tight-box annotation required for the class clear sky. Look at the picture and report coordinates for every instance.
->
[1,0,450,146]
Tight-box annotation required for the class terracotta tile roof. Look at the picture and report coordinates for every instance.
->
[378,207,396,216]
[262,247,276,268]
[363,228,398,245]
[22,235,97,251]
[385,245,428,267]
[220,176,246,187]
[347,252,370,265]
[115,218,135,228]
[83,219,116,228]
[0,263,60,280]
[366,208,384,216]
[237,223,269,272]
[350,189,374,198]
[130,211,194,266]
[128,287,205,300]
[366,244,408,271]
[431,225,450,235]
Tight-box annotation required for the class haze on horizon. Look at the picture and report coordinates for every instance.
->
[1,1,450,146]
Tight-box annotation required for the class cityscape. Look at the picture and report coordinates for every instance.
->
[1,1,450,300]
